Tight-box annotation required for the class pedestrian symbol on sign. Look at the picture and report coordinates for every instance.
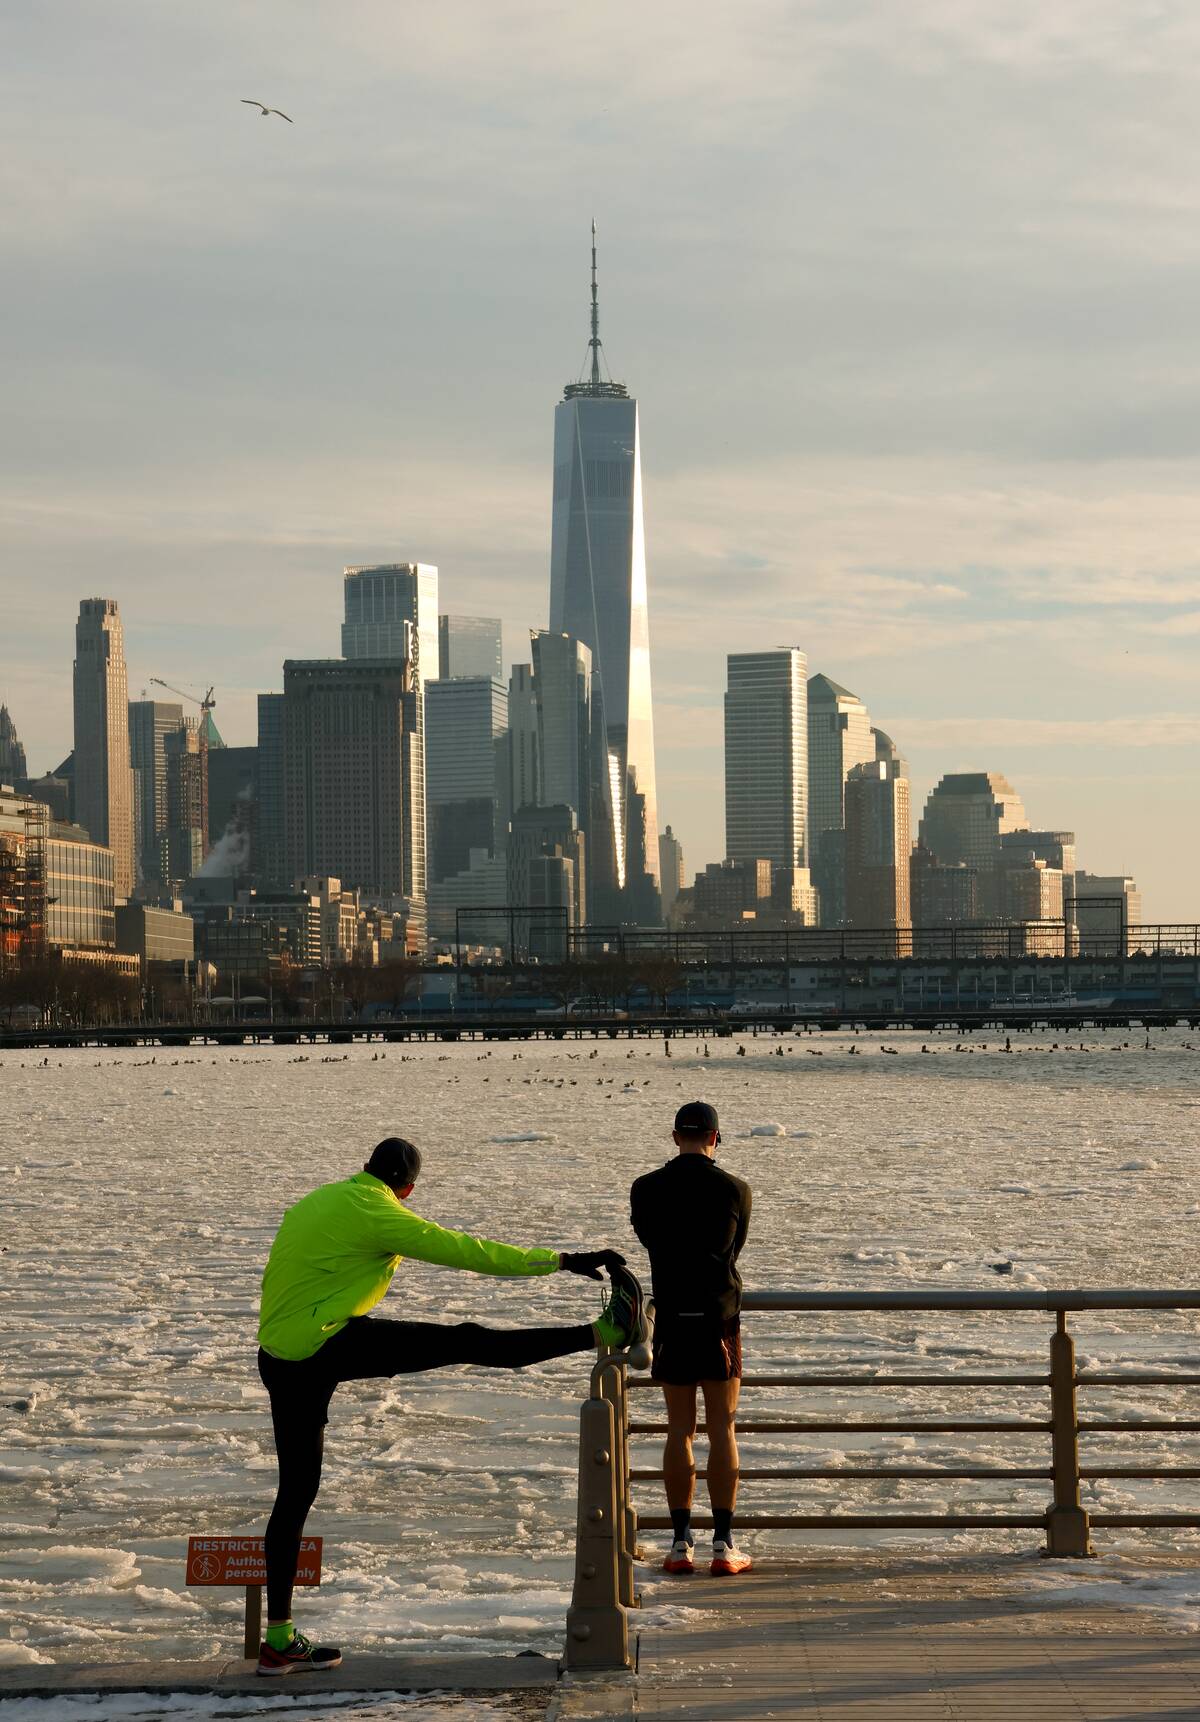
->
[190,1552,221,1582]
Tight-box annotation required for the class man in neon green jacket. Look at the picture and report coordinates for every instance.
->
[255,1135,644,1677]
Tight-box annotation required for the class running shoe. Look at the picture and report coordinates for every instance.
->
[256,1630,342,1676]
[594,1263,649,1352]
[710,1541,753,1576]
[662,1539,696,1575]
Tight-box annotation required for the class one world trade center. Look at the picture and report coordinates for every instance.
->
[549,225,661,925]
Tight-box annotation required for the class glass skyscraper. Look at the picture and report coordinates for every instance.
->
[724,649,808,871]
[549,226,660,923]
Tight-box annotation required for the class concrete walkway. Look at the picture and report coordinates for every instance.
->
[556,1552,1200,1721]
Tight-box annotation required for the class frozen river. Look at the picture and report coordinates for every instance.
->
[2,1026,1200,1672]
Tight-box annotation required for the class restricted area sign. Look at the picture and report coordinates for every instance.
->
[185,1536,322,1587]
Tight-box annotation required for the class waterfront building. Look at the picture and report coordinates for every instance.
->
[1000,829,1075,904]
[256,694,286,887]
[725,650,808,872]
[342,563,439,683]
[808,674,874,926]
[918,771,1030,918]
[844,758,912,946]
[549,225,659,923]
[128,698,184,885]
[282,659,425,931]
[72,598,135,899]
[192,889,323,977]
[910,844,980,927]
[0,786,121,960]
[494,664,540,848]
[1070,871,1143,952]
[0,706,27,786]
[506,804,585,944]
[438,614,503,681]
[115,902,195,971]
[658,825,684,920]
[163,722,207,882]
[427,846,509,947]
[424,676,507,883]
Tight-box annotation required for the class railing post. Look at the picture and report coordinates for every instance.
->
[1044,1310,1094,1557]
[599,1360,639,1608]
[565,1364,630,1671]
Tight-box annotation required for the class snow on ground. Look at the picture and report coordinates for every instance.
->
[1,1026,1199,1664]
[0,1694,525,1721]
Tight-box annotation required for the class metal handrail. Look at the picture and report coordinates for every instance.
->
[565,1287,1200,1671]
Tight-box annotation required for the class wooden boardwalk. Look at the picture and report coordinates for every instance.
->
[556,1553,1200,1721]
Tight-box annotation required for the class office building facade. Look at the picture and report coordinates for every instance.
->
[282,658,424,917]
[128,698,184,885]
[438,614,503,681]
[72,598,135,899]
[424,676,507,883]
[494,664,540,848]
[0,706,27,786]
[256,694,286,887]
[549,227,659,922]
[725,649,808,872]
[844,758,912,941]
[342,563,439,684]
[808,674,875,926]
[658,824,684,921]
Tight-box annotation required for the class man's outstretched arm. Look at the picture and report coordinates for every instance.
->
[372,1205,622,1278]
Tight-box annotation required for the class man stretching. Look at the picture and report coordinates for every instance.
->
[255,1135,644,1675]
[630,1102,752,1576]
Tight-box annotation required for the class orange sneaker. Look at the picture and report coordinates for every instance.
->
[711,1541,752,1576]
[662,1539,695,1574]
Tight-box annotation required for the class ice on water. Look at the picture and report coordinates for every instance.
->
[2,1028,1200,1668]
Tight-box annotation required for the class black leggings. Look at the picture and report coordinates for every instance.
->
[258,1314,594,1622]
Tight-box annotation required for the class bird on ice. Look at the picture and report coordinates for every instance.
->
[241,99,293,121]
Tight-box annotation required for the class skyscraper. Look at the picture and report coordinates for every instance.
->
[282,659,425,919]
[0,706,27,786]
[256,694,286,888]
[844,758,912,943]
[128,698,184,884]
[494,664,540,848]
[724,650,808,871]
[73,598,135,899]
[919,771,1029,916]
[807,674,875,927]
[658,825,684,921]
[163,721,208,882]
[530,629,610,924]
[439,614,503,681]
[424,677,507,883]
[342,564,439,684]
[549,225,659,923]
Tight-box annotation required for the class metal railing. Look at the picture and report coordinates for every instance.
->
[563,1289,1200,1671]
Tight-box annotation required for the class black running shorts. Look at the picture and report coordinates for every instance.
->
[651,1313,742,1385]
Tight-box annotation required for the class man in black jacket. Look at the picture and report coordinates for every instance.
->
[629,1101,752,1576]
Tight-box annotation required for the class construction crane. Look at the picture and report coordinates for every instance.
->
[151,679,217,764]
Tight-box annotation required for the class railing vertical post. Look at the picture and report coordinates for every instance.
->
[242,1583,262,1659]
[599,1361,639,1609]
[1044,1310,1093,1557]
[565,1364,630,1671]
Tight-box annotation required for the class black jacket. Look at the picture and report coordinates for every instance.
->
[629,1154,752,1322]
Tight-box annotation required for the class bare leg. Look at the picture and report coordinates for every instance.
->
[661,1383,698,1511]
[700,1377,741,1512]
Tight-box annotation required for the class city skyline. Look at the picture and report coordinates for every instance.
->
[5,4,1200,919]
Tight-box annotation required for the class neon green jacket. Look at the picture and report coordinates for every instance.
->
[258,1172,561,1360]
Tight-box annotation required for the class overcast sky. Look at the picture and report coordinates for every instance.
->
[4,1,1199,917]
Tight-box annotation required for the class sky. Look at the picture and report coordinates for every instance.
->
[3,1,1199,919]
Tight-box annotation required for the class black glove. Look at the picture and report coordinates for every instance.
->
[559,1249,627,1281]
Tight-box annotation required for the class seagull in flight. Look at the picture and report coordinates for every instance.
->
[241,99,292,122]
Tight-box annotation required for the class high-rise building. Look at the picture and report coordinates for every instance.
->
[438,614,503,681]
[506,803,585,952]
[72,598,135,899]
[844,758,912,944]
[807,674,875,927]
[0,705,27,786]
[128,698,184,885]
[1070,871,1142,952]
[658,825,684,920]
[282,658,424,919]
[342,564,439,684]
[910,845,979,927]
[256,694,286,887]
[918,772,1029,869]
[424,677,507,883]
[163,721,208,882]
[530,629,612,920]
[494,664,540,850]
[725,650,808,873]
[549,225,659,923]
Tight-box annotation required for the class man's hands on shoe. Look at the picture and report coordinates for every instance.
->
[559,1248,627,1280]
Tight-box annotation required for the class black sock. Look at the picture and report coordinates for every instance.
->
[670,1507,693,1545]
[712,1508,733,1546]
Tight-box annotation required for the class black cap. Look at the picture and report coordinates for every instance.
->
[674,1101,719,1136]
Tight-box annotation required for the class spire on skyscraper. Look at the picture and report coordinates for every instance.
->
[565,221,628,401]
